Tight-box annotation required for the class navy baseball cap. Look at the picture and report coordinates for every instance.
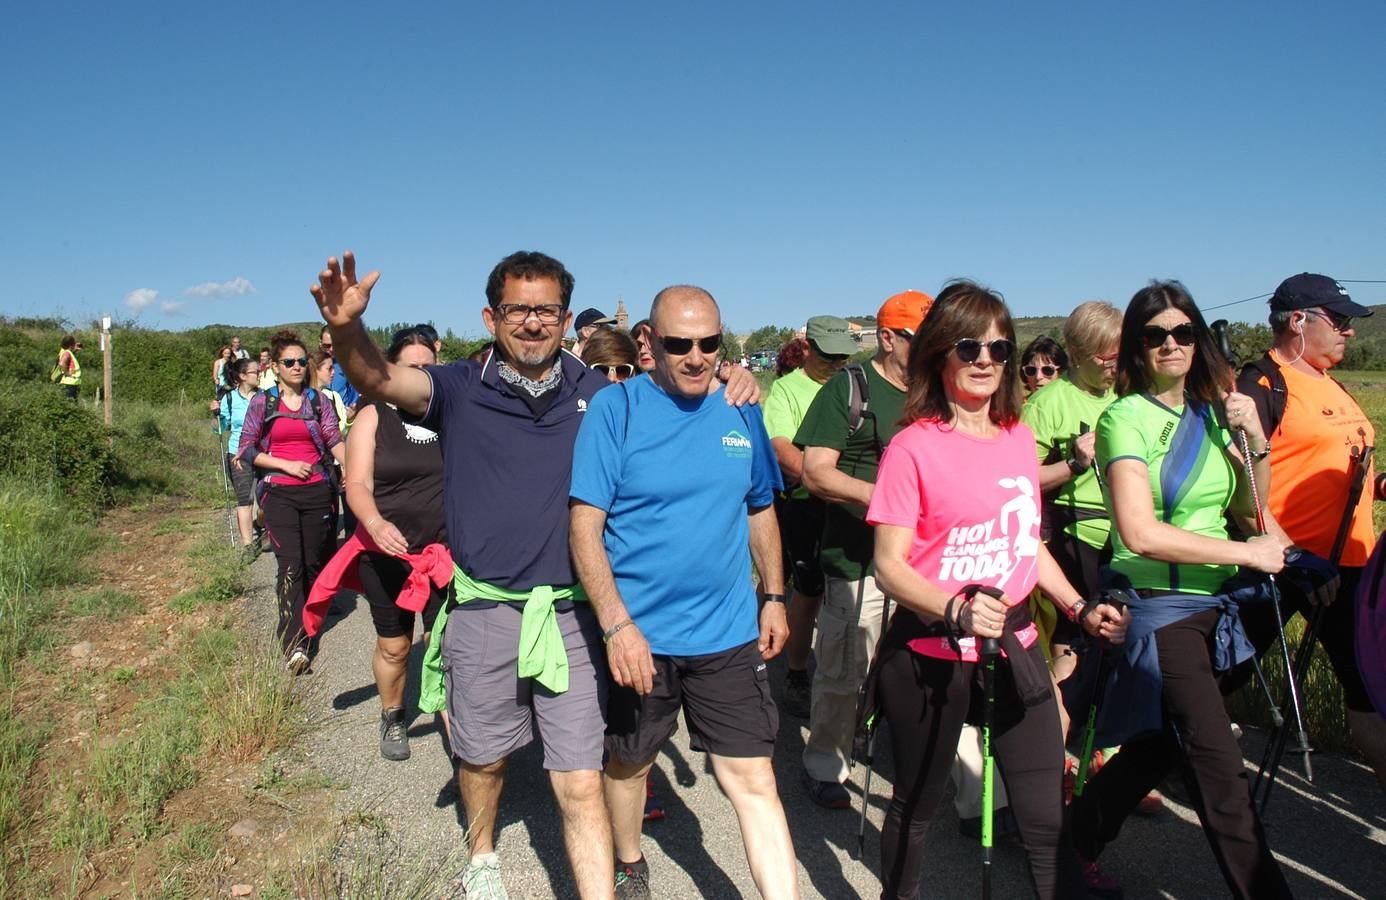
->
[1269,273,1372,318]
[574,308,615,330]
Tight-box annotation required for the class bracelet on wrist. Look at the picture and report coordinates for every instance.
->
[762,593,786,604]
[602,619,635,644]
[1249,441,1271,461]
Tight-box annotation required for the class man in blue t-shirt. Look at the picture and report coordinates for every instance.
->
[319,325,360,411]
[570,285,798,899]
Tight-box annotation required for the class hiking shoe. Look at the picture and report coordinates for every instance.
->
[1134,790,1164,815]
[379,706,410,761]
[463,852,508,900]
[286,648,310,675]
[643,772,664,822]
[802,770,852,809]
[1078,854,1122,899]
[615,856,651,900]
[782,668,812,719]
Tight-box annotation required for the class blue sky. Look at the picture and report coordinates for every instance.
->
[3,1,1382,336]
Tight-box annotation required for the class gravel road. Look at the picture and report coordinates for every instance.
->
[249,553,1385,898]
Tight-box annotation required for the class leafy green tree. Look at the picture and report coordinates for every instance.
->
[721,328,744,361]
[745,325,796,355]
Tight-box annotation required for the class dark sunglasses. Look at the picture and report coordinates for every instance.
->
[1306,308,1353,333]
[657,332,722,356]
[954,338,1014,365]
[1140,324,1197,349]
[590,363,636,378]
[1022,365,1059,378]
[278,357,309,368]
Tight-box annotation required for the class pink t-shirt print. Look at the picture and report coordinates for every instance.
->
[866,419,1042,662]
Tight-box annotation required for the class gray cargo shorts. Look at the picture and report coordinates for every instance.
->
[440,601,607,771]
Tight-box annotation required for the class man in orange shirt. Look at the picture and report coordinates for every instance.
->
[1238,272,1386,788]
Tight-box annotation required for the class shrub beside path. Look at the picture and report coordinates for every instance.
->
[249,553,1385,898]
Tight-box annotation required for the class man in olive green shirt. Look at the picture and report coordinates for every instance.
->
[762,316,855,717]
[794,291,927,808]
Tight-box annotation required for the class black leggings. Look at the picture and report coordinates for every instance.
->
[263,480,337,655]
[1070,609,1291,899]
[877,614,1083,899]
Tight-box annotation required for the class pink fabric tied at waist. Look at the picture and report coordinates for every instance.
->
[303,529,452,637]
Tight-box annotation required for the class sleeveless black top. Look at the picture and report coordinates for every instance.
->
[371,402,446,552]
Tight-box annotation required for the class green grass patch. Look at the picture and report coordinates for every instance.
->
[69,586,140,619]
[168,536,247,614]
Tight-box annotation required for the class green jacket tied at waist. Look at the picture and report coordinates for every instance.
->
[418,565,588,713]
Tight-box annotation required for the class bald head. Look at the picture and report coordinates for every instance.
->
[648,284,723,399]
[650,284,720,334]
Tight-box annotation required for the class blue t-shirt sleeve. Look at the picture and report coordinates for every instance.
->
[569,385,628,512]
[742,404,783,508]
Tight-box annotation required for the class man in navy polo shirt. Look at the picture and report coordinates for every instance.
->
[312,252,761,900]
[570,285,799,900]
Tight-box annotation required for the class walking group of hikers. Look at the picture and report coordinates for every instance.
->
[221,246,1384,899]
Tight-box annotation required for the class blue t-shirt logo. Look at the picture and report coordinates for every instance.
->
[722,429,753,458]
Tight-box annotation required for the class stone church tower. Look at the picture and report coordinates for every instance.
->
[615,297,629,331]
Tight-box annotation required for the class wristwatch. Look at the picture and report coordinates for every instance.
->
[1066,456,1088,475]
[762,593,786,604]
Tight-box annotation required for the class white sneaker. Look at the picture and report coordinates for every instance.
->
[463,852,508,900]
[286,649,310,675]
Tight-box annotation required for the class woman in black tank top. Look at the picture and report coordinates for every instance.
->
[343,329,447,762]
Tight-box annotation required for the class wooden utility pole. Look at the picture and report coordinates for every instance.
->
[101,314,112,426]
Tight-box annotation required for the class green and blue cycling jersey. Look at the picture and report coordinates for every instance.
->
[1095,393,1237,596]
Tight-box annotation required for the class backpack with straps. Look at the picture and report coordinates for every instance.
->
[252,388,336,501]
[1236,356,1289,435]
[843,362,885,461]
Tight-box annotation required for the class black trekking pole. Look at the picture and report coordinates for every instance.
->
[980,634,1000,900]
[855,595,893,860]
[1072,594,1126,798]
[1237,427,1314,784]
[1254,440,1372,813]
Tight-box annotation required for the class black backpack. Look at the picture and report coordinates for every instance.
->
[844,363,884,460]
[1235,356,1289,435]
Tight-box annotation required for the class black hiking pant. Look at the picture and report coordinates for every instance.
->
[1069,609,1292,899]
[263,480,336,656]
[876,613,1085,900]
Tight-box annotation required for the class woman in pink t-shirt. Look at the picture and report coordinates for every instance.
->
[236,330,346,674]
[865,281,1128,900]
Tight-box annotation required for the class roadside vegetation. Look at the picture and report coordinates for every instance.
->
[0,373,308,896]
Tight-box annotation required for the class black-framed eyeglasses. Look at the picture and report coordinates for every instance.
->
[590,363,636,378]
[278,357,309,368]
[1306,308,1353,333]
[496,303,564,325]
[657,332,722,356]
[893,328,914,342]
[1022,364,1059,378]
[1140,324,1197,349]
[953,338,1014,365]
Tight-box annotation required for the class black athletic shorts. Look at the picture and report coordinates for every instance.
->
[606,639,778,763]
[357,552,447,640]
[775,494,825,597]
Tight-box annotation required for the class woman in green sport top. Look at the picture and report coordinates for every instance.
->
[1071,281,1291,899]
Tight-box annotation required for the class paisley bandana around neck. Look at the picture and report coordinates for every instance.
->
[497,357,563,398]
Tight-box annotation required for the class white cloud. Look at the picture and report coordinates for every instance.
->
[160,300,185,315]
[125,288,159,312]
[182,276,257,299]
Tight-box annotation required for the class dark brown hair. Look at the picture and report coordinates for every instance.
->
[580,327,639,368]
[1114,280,1230,405]
[270,330,305,362]
[901,280,1022,428]
[485,251,575,309]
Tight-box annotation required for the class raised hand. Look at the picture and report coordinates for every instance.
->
[310,251,380,328]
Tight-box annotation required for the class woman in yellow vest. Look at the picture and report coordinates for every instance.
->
[57,335,82,400]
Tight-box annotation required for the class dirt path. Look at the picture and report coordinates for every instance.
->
[252,551,1386,898]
